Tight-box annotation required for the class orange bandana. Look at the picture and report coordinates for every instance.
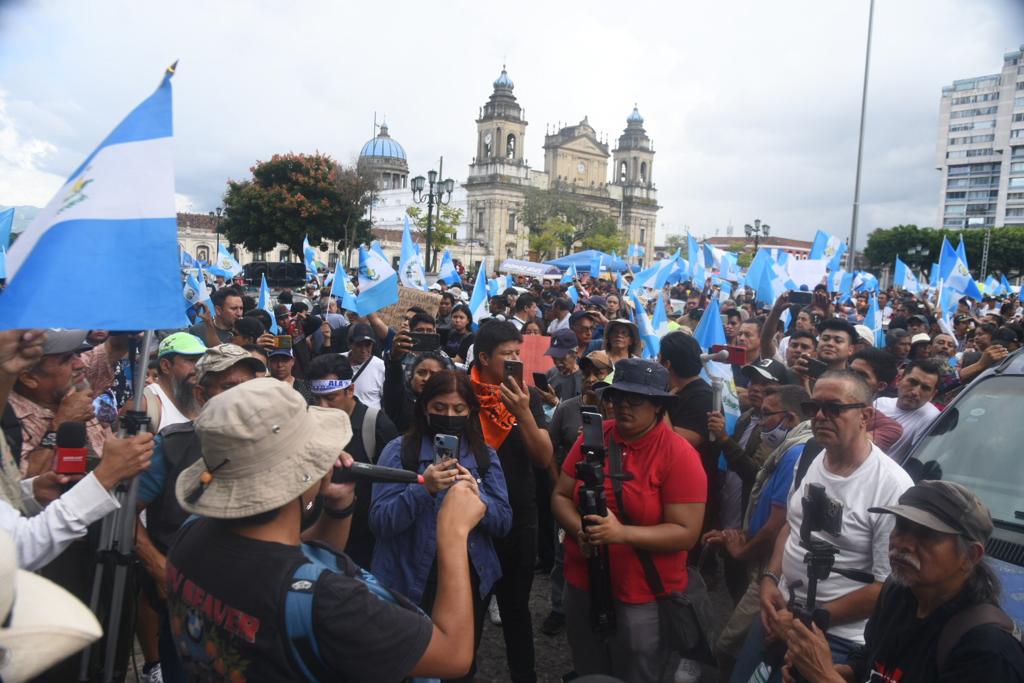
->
[470,365,516,449]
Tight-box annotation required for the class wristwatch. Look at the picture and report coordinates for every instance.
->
[323,499,356,519]
[761,570,782,585]
[39,431,57,448]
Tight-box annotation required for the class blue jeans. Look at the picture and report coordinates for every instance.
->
[729,616,857,683]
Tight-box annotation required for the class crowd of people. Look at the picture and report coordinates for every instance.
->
[1,265,1023,683]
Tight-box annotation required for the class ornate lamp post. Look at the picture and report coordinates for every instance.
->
[208,206,223,254]
[411,164,454,272]
[744,218,770,251]
[907,243,930,269]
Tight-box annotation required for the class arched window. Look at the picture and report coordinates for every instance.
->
[640,162,648,184]
[506,134,516,159]
[195,245,210,263]
[619,161,627,183]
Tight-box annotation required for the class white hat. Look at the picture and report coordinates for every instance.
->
[0,530,102,682]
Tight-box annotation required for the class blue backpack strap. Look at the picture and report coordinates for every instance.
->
[284,547,340,683]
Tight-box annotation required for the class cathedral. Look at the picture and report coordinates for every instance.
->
[462,66,660,265]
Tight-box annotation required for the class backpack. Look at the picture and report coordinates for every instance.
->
[361,405,380,463]
[284,542,439,683]
[791,437,825,493]
[935,602,1024,671]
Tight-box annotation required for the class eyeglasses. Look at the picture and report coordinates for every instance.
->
[801,400,867,419]
[605,391,649,408]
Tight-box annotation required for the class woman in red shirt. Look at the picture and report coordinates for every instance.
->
[552,358,707,683]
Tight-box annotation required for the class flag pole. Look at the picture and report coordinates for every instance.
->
[846,0,875,272]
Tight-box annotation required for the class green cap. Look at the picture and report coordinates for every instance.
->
[158,332,207,358]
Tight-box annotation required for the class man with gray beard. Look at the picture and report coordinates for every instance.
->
[783,481,1024,682]
[141,332,207,430]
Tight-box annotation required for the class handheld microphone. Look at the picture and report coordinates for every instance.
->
[709,377,725,443]
[54,422,88,475]
[700,349,730,363]
[332,461,425,485]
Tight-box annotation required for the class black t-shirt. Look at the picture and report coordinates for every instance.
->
[666,378,719,530]
[344,402,399,568]
[166,518,432,683]
[493,387,547,529]
[848,581,1024,683]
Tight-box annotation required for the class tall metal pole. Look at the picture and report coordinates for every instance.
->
[846,0,875,272]
[425,185,435,273]
[981,224,992,279]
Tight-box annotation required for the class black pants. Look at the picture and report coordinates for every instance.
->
[534,466,555,570]
[493,524,538,683]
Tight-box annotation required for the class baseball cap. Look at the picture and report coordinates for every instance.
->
[194,344,267,384]
[545,329,580,358]
[268,347,293,358]
[580,350,613,376]
[869,480,993,544]
[177,378,352,519]
[741,358,787,384]
[232,317,265,340]
[157,332,207,358]
[349,323,375,345]
[585,295,607,310]
[41,329,92,355]
[569,310,598,327]
[910,333,932,345]
[854,324,875,347]
[907,314,928,326]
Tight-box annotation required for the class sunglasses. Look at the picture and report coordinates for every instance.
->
[605,391,649,408]
[801,400,866,419]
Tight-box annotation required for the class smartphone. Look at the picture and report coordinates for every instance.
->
[408,332,440,353]
[503,360,524,388]
[720,314,729,327]
[804,357,829,378]
[710,344,747,365]
[433,434,460,467]
[581,410,604,450]
[273,335,293,349]
[789,290,814,306]
[532,372,550,391]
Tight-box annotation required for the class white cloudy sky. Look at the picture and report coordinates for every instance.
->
[0,0,1021,248]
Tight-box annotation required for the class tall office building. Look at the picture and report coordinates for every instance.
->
[935,45,1024,230]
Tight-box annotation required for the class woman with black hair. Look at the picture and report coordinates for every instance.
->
[444,304,475,363]
[370,370,512,682]
[381,350,453,433]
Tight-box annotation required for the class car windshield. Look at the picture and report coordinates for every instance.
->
[908,375,1023,526]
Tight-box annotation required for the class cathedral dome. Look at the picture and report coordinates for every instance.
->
[627,105,644,124]
[493,67,514,90]
[359,124,406,160]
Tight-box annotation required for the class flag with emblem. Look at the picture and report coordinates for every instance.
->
[398,216,427,290]
[355,244,399,316]
[0,64,184,329]
[469,258,490,329]
[258,273,280,334]
[629,291,660,359]
[208,243,243,278]
[437,249,461,286]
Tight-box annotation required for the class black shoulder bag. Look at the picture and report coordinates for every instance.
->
[608,438,719,664]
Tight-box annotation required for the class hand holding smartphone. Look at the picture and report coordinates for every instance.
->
[504,360,524,389]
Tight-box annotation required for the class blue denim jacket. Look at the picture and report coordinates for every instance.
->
[369,435,512,605]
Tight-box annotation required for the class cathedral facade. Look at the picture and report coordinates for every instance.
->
[463,67,660,266]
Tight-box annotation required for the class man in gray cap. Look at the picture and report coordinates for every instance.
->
[8,328,131,477]
[784,481,1024,682]
[165,378,486,681]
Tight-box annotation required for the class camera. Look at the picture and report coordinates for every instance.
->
[800,483,843,541]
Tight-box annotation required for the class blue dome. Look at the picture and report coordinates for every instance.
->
[493,67,514,90]
[359,124,406,160]
[627,105,644,124]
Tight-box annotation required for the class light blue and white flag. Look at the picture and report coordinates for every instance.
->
[566,284,579,306]
[208,243,243,279]
[719,251,740,281]
[437,249,461,285]
[329,261,358,314]
[629,291,660,359]
[853,271,878,292]
[561,262,578,285]
[616,270,627,293]
[893,257,919,293]
[0,64,183,329]
[956,237,969,269]
[756,259,788,307]
[692,298,741,464]
[258,273,280,334]
[303,235,321,283]
[945,254,982,300]
[469,259,490,329]
[627,243,645,258]
[356,244,399,316]
[939,237,958,282]
[0,207,14,248]
[983,275,1000,296]
[651,292,671,338]
[0,245,6,280]
[183,268,210,325]
[810,230,847,271]
[865,293,884,347]
[745,249,771,291]
[399,216,427,290]
[180,248,197,269]
[1000,274,1012,297]
[590,251,603,279]
[688,236,706,285]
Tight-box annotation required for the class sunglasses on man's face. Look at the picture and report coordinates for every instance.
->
[801,400,866,419]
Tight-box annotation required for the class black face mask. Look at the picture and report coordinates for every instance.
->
[299,494,323,532]
[427,413,470,435]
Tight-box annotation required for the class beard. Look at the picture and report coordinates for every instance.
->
[171,375,198,415]
[888,549,921,586]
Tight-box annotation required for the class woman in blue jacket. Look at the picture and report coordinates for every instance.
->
[370,369,512,682]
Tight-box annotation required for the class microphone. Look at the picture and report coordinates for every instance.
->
[332,461,425,485]
[700,349,730,363]
[54,422,88,475]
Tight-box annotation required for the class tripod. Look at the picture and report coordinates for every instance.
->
[79,331,154,683]
[575,443,616,635]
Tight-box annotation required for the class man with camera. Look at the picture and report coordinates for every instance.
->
[165,378,486,682]
[783,481,1024,682]
[731,370,913,682]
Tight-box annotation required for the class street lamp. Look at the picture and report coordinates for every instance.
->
[208,206,223,254]
[743,219,770,251]
[907,243,930,269]
[411,161,454,272]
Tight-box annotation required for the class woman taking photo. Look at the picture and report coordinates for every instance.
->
[552,358,707,683]
[444,303,475,363]
[604,318,642,367]
[371,370,513,682]
[381,350,454,435]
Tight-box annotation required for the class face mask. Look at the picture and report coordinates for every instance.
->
[299,494,323,533]
[760,420,791,450]
[427,413,470,435]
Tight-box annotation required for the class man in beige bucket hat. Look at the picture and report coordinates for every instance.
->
[165,377,485,681]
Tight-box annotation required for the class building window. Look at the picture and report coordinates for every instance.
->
[1011,129,1024,139]
[507,211,517,234]
[639,227,646,244]
[1010,177,1024,188]
[328,252,339,268]
[506,134,516,159]
[639,162,647,184]
[619,161,627,183]
[477,210,485,235]
[252,251,265,261]
[280,250,291,262]
[195,245,210,263]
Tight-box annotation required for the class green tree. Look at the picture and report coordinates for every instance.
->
[664,234,685,250]
[580,215,627,254]
[221,152,373,260]
[723,241,753,267]
[863,224,1024,278]
[529,218,576,260]
[521,186,626,257]
[406,204,462,270]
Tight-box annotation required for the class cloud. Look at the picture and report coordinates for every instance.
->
[0,90,65,206]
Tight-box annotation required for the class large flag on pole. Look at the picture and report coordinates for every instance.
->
[209,243,243,278]
[258,273,280,334]
[0,64,182,329]
[355,244,399,316]
[398,216,427,290]
[809,230,847,271]
[303,235,320,283]
[437,249,461,285]
[329,261,358,314]
[893,256,919,293]
[629,291,661,359]
[692,298,741,457]
[469,258,490,329]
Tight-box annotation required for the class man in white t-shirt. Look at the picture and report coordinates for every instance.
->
[873,359,941,465]
[341,324,385,409]
[732,370,913,682]
[142,332,207,431]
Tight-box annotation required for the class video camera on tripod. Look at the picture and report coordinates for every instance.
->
[574,409,618,635]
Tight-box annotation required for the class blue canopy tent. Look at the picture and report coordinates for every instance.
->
[497,259,562,278]
[544,250,629,273]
